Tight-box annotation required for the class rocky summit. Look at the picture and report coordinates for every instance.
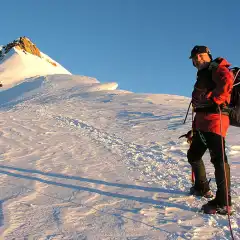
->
[0,36,57,66]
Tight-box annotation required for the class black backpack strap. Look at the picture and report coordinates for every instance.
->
[208,61,219,71]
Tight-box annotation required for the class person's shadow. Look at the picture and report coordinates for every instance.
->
[0,164,196,232]
[0,194,20,228]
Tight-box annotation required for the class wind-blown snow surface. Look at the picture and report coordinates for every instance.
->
[0,75,239,240]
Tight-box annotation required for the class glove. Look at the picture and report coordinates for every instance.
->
[179,130,193,144]
[192,92,214,108]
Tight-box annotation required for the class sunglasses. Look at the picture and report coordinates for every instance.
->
[192,53,209,61]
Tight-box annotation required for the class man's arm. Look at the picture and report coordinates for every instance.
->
[207,66,233,105]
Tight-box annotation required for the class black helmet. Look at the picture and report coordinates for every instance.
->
[189,45,212,60]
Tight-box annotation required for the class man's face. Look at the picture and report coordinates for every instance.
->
[192,53,211,70]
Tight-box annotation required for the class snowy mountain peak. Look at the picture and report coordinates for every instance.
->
[0,36,71,87]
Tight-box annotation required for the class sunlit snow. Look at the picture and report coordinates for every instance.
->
[0,45,239,240]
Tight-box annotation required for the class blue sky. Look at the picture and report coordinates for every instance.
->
[1,0,240,96]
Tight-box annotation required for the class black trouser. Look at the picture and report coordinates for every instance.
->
[187,131,231,206]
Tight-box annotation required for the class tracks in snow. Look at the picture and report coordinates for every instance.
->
[55,115,190,191]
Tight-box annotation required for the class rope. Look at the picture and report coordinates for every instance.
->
[191,106,195,185]
[218,106,235,240]
[232,68,240,87]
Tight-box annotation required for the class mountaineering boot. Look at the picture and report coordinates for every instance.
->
[190,180,213,198]
[190,186,213,198]
[201,198,232,215]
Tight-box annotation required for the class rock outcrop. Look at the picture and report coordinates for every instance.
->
[0,37,41,57]
[0,37,56,67]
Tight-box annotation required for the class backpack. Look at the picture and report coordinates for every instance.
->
[208,60,240,127]
[228,67,240,127]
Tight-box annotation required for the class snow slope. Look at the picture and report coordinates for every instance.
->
[0,47,71,87]
[0,74,239,240]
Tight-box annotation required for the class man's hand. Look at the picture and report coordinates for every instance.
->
[179,130,193,144]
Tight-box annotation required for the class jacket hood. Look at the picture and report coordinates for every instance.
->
[211,57,231,68]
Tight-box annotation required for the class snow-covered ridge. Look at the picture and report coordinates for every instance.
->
[0,37,238,239]
[0,36,122,95]
[0,72,238,239]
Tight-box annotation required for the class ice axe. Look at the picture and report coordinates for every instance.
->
[183,100,192,124]
[179,130,195,185]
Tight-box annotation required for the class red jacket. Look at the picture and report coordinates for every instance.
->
[192,58,234,137]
